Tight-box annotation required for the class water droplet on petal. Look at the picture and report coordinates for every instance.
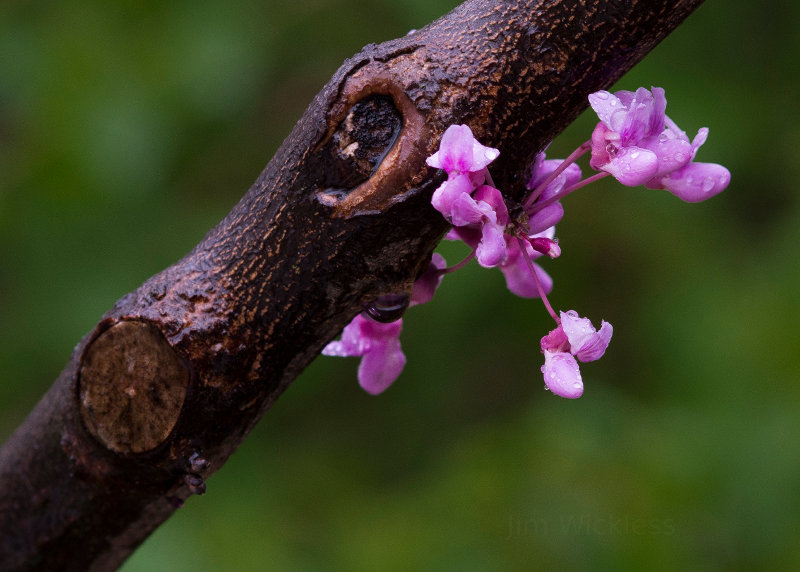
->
[630,151,640,159]
[363,293,410,323]
[702,177,715,192]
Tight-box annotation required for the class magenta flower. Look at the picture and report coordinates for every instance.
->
[525,152,581,234]
[411,253,447,306]
[322,314,406,395]
[643,121,731,202]
[588,87,664,186]
[427,124,499,219]
[449,185,509,267]
[426,124,499,175]
[498,227,554,298]
[589,87,730,200]
[540,310,613,398]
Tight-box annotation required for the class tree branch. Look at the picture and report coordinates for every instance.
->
[0,1,705,570]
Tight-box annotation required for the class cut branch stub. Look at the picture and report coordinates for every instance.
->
[78,320,190,454]
[316,63,431,217]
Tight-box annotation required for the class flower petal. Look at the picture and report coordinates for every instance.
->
[574,321,612,362]
[559,310,612,362]
[431,173,475,219]
[527,157,582,197]
[501,250,552,299]
[426,124,474,172]
[426,124,499,174]
[528,202,564,235]
[473,185,509,226]
[588,90,628,133]
[322,316,367,356]
[648,86,667,135]
[476,221,507,268]
[449,192,488,227]
[410,253,446,306]
[540,324,568,352]
[640,132,694,181]
[322,314,403,359]
[358,338,406,395]
[660,161,731,203]
[619,87,655,144]
[541,350,584,399]
[602,146,659,187]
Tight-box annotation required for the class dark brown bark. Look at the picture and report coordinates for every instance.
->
[0,0,705,570]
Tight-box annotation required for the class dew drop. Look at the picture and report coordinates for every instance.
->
[595,92,609,100]
[630,150,640,159]
[363,293,410,323]
[702,177,715,192]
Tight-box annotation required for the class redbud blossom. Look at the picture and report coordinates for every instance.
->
[525,151,581,233]
[540,311,613,398]
[588,87,730,200]
[322,314,405,395]
[498,228,554,298]
[426,124,499,218]
[411,253,447,306]
[588,87,663,186]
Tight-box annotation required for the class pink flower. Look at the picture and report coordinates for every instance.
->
[588,87,664,186]
[427,124,499,220]
[498,228,554,298]
[322,314,406,395]
[525,151,581,234]
[449,185,509,267]
[426,124,499,175]
[540,310,613,398]
[642,122,731,202]
[410,253,447,306]
[589,87,730,200]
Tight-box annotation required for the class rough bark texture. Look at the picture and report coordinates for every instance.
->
[0,0,705,570]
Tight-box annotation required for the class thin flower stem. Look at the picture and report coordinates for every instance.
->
[440,250,475,274]
[562,171,609,194]
[523,140,591,209]
[527,171,610,215]
[516,236,558,323]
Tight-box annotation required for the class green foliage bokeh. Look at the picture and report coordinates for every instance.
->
[2,1,799,569]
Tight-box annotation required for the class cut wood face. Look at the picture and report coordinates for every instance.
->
[78,320,190,454]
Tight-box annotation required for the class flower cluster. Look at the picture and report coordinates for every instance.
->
[588,87,730,201]
[323,86,729,399]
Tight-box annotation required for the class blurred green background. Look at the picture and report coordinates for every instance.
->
[2,0,799,569]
